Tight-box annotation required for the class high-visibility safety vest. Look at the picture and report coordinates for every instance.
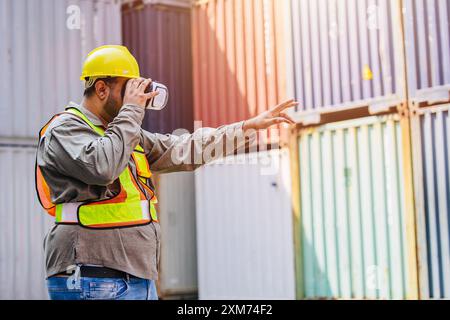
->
[35,106,158,229]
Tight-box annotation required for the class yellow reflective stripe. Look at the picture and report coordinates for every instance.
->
[55,204,63,222]
[79,201,145,226]
[65,107,105,136]
[119,168,141,200]
[59,107,156,227]
[133,151,151,178]
[150,202,158,221]
[78,168,145,227]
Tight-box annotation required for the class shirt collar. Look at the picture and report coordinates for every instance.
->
[67,101,106,128]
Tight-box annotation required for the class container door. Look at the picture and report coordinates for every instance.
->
[410,105,450,299]
[297,115,417,299]
[157,172,198,299]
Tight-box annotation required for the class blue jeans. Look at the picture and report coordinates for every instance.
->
[47,275,158,300]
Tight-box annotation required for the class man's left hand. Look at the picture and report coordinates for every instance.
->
[242,99,299,131]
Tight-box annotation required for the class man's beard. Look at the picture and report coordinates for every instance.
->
[104,95,120,119]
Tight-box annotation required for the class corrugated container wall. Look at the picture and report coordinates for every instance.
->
[0,0,121,138]
[156,172,198,299]
[122,1,194,134]
[287,0,406,123]
[191,0,289,143]
[121,0,197,299]
[403,0,450,106]
[195,150,295,299]
[411,104,450,299]
[297,115,418,299]
[0,0,122,300]
[0,144,54,299]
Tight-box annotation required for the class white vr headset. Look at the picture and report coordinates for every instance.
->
[145,81,169,111]
[86,77,169,111]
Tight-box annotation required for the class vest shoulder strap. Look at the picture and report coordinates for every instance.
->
[65,107,105,136]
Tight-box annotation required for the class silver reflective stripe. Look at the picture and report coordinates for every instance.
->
[140,200,150,220]
[60,202,82,223]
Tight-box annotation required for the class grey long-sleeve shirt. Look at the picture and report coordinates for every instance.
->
[38,101,255,280]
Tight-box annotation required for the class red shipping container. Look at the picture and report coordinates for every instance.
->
[191,0,290,146]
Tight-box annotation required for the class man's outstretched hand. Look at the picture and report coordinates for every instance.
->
[242,99,299,131]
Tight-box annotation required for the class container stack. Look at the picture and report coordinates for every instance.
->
[191,0,297,299]
[288,0,449,299]
[191,0,449,300]
[287,0,416,300]
[403,0,450,299]
[0,0,122,299]
[0,0,448,301]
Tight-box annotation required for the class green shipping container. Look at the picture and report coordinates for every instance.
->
[295,114,418,299]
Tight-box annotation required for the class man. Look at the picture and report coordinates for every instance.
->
[36,45,297,300]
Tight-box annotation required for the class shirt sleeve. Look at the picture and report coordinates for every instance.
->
[40,104,145,186]
[141,121,258,173]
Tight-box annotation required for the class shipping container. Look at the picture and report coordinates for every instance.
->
[0,142,53,299]
[295,114,418,299]
[403,0,450,107]
[191,0,290,144]
[286,0,406,124]
[0,0,121,300]
[410,104,450,299]
[122,0,195,134]
[195,149,295,299]
[0,0,122,139]
[156,172,198,299]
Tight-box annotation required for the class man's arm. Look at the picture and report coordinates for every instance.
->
[142,99,298,173]
[40,104,145,186]
[141,121,256,173]
[39,78,157,186]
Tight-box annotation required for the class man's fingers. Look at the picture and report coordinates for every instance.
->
[272,99,295,112]
[127,78,137,89]
[268,117,290,126]
[143,91,159,99]
[272,99,299,113]
[280,112,296,124]
[133,77,145,89]
[138,78,152,92]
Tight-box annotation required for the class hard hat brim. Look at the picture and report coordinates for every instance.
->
[80,73,139,81]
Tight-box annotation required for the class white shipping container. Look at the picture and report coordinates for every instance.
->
[286,0,406,123]
[411,104,450,299]
[0,142,53,300]
[403,0,450,106]
[0,0,121,138]
[195,149,295,300]
[157,172,198,298]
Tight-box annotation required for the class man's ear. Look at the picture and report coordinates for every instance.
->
[95,80,109,100]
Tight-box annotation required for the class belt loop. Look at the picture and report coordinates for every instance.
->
[126,273,130,282]
[66,264,82,290]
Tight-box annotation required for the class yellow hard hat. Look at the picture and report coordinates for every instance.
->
[80,45,140,81]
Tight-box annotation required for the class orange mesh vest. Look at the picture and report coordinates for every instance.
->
[35,106,158,229]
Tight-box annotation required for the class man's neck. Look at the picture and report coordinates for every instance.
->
[81,98,111,127]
